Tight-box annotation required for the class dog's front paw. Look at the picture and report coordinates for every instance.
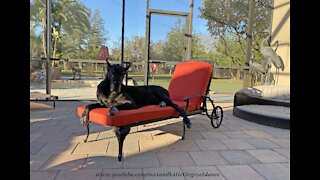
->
[80,115,89,126]
[108,107,118,116]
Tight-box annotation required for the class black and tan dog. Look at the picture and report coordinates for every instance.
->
[80,60,192,128]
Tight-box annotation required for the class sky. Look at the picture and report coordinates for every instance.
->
[80,0,210,48]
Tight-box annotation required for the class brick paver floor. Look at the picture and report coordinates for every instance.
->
[30,100,290,180]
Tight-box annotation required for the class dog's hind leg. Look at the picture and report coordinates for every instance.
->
[83,123,90,142]
[159,95,192,129]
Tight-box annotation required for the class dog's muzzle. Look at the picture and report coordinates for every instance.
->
[111,83,121,93]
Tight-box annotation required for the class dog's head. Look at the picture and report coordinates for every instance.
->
[106,60,131,93]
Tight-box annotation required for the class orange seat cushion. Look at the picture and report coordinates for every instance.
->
[77,100,197,127]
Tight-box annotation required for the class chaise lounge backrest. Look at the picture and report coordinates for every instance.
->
[168,61,213,108]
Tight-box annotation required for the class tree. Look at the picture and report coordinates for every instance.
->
[51,0,90,61]
[30,0,48,57]
[83,9,108,60]
[30,24,43,58]
[162,19,185,61]
[150,40,164,60]
[30,0,91,65]
[199,0,273,66]
[162,19,208,61]
[110,35,146,62]
[109,19,215,74]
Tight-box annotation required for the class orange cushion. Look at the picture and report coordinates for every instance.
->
[77,100,197,127]
[168,61,213,106]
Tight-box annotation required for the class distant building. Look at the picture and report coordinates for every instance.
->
[99,45,109,61]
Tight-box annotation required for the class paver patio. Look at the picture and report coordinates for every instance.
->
[30,100,290,180]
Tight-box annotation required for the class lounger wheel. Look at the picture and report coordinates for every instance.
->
[83,123,90,142]
[211,106,223,128]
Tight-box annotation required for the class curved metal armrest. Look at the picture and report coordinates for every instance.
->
[183,94,207,102]
[183,94,208,112]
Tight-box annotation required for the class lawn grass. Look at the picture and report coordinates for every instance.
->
[210,79,243,93]
[61,71,243,94]
[134,75,243,94]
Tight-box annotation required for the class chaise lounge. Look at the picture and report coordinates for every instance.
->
[77,60,223,161]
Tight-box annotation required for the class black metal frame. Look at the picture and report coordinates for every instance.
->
[83,61,223,161]
[30,95,58,108]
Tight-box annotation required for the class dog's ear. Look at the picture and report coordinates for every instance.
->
[124,62,131,72]
[106,58,111,71]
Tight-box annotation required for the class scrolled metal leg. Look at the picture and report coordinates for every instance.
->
[83,123,90,142]
[181,121,186,140]
[113,126,131,161]
[203,97,214,119]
